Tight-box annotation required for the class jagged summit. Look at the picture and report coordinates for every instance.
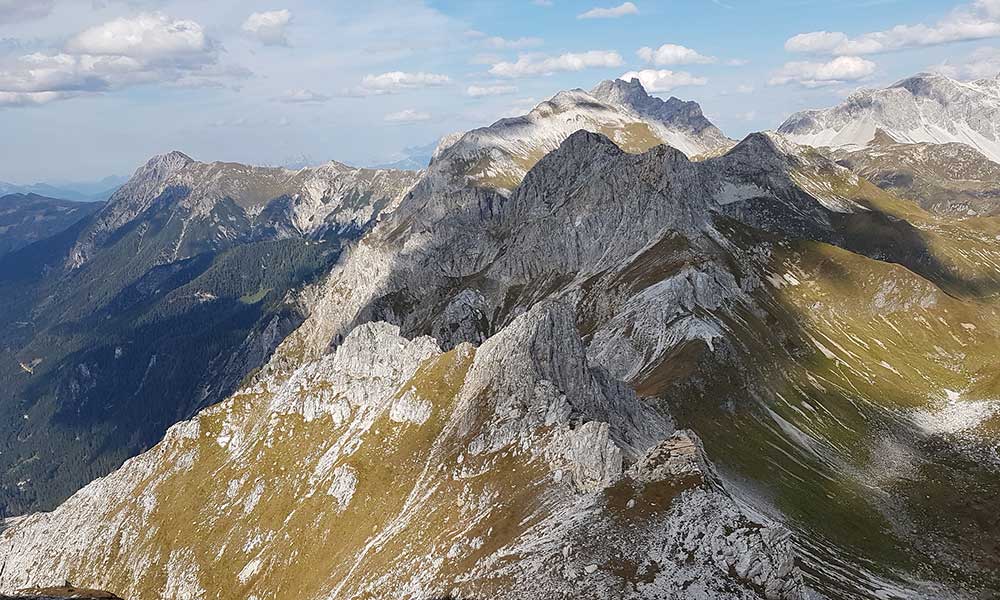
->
[590,77,649,103]
[725,131,791,158]
[778,71,1000,163]
[429,78,733,190]
[146,150,195,166]
[591,78,723,137]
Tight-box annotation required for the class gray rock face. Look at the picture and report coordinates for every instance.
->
[778,72,1000,163]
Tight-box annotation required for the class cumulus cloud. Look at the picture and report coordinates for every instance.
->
[785,0,1000,55]
[278,88,330,103]
[489,50,623,77]
[769,56,877,87]
[932,46,1000,79]
[0,12,244,108]
[578,2,639,19]
[466,84,518,97]
[350,71,451,96]
[619,69,707,92]
[637,44,715,65]
[242,10,293,47]
[67,13,215,63]
[0,0,54,24]
[384,109,431,123]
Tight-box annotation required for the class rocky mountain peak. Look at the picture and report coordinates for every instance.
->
[722,131,800,167]
[426,79,732,193]
[146,150,194,167]
[591,78,719,135]
[537,128,624,165]
[130,151,195,186]
[590,77,647,102]
[102,151,195,213]
[778,70,1000,163]
[64,150,200,268]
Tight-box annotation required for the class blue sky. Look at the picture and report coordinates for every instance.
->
[1,0,999,182]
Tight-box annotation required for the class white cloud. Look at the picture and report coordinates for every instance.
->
[619,69,707,92]
[466,84,518,97]
[278,89,330,103]
[67,13,215,63]
[489,50,623,77]
[785,31,849,54]
[769,56,877,87]
[932,46,1000,79]
[637,44,715,65]
[242,10,293,47]
[785,0,1000,55]
[0,0,54,24]
[353,71,451,95]
[384,109,431,123]
[0,13,244,108]
[578,2,639,19]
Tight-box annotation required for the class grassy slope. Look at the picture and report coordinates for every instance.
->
[627,189,1000,596]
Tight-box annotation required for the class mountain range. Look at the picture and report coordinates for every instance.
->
[1,73,999,600]
[0,176,127,204]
